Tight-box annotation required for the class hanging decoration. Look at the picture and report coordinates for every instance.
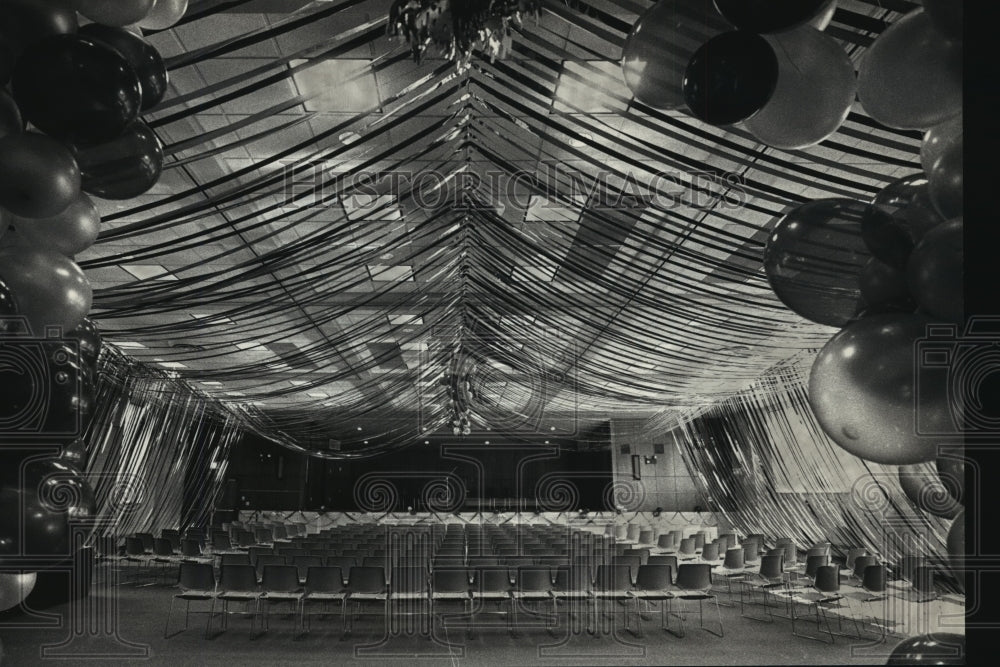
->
[388,0,540,71]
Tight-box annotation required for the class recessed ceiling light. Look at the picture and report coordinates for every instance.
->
[356,426,363,431]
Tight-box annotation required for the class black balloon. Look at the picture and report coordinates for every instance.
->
[73,121,164,200]
[898,463,962,519]
[682,31,778,126]
[12,34,141,146]
[0,457,96,563]
[887,633,965,665]
[862,174,946,270]
[0,0,78,85]
[713,0,834,33]
[763,198,871,327]
[60,439,88,467]
[79,24,168,110]
[0,89,24,139]
[66,318,102,370]
[858,257,915,314]
[937,453,965,507]
[907,218,962,323]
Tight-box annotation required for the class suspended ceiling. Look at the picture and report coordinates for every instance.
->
[80,0,924,451]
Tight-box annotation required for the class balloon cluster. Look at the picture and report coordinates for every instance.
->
[622,3,961,151]
[0,0,187,613]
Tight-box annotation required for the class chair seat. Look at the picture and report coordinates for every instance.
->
[392,592,428,599]
[714,567,745,576]
[629,591,673,600]
[263,592,304,601]
[512,591,550,599]
[219,592,261,600]
[551,591,590,599]
[305,592,346,601]
[471,592,510,599]
[675,592,714,600]
[431,592,470,600]
[176,591,216,600]
[591,591,631,599]
[349,593,387,600]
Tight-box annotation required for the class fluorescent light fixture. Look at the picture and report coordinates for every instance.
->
[115,341,147,349]
[122,264,177,281]
[291,58,380,113]
[201,381,223,386]
[235,341,262,350]
[307,392,328,398]
[389,314,423,326]
[290,380,309,386]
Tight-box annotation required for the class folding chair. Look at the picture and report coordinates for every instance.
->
[209,564,261,638]
[470,567,513,636]
[511,567,556,636]
[430,567,472,639]
[671,563,723,638]
[630,564,675,635]
[163,562,216,638]
[344,567,387,635]
[259,565,304,634]
[787,564,860,643]
[592,564,635,635]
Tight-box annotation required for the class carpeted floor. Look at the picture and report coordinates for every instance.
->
[0,575,965,666]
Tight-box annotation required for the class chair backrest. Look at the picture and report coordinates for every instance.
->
[362,557,388,570]
[516,567,552,592]
[254,527,273,543]
[553,566,591,591]
[743,540,760,563]
[678,537,696,555]
[783,543,798,566]
[347,567,387,594]
[912,565,936,594]
[305,566,344,593]
[475,567,511,593]
[759,554,784,579]
[638,530,653,545]
[262,565,300,592]
[125,537,145,556]
[612,555,642,576]
[614,525,628,539]
[807,543,832,557]
[722,547,745,570]
[635,564,673,591]
[626,525,641,541]
[432,568,470,594]
[272,525,288,540]
[853,555,880,580]
[178,562,215,591]
[804,554,831,578]
[594,564,632,593]
[897,555,924,582]
[675,563,712,591]
[657,534,676,549]
[181,540,201,558]
[153,538,174,556]
[700,543,719,562]
[213,533,233,551]
[136,532,155,552]
[813,565,840,594]
[221,552,250,567]
[862,564,887,593]
[692,533,706,549]
[220,564,258,592]
[719,533,737,550]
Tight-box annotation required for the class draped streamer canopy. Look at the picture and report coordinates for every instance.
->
[79,0,924,455]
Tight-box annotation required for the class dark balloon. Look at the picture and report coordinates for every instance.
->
[907,218,962,323]
[809,313,951,465]
[621,0,730,110]
[66,318,102,370]
[12,34,142,146]
[921,115,961,176]
[0,89,24,139]
[923,0,963,41]
[862,174,946,270]
[763,198,870,327]
[928,143,963,219]
[77,0,156,28]
[60,439,88,467]
[859,257,915,313]
[936,453,964,507]
[11,192,100,257]
[0,246,92,335]
[0,457,96,563]
[682,31,778,126]
[0,0,78,84]
[73,121,164,200]
[898,463,962,519]
[886,633,966,665]
[713,0,835,33]
[0,133,81,219]
[79,24,168,110]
